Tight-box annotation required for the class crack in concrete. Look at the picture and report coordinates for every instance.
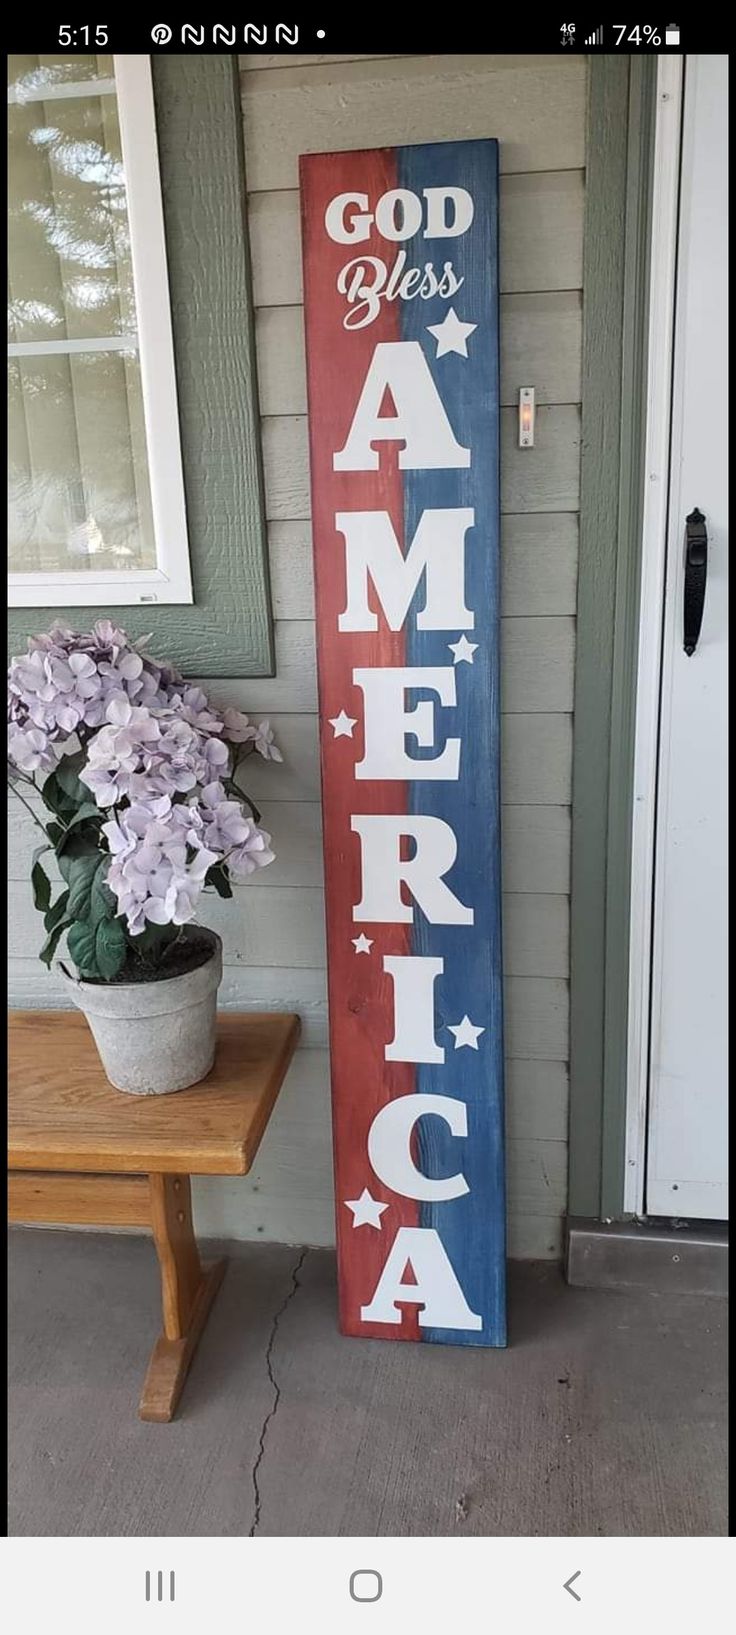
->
[249,1247,309,1538]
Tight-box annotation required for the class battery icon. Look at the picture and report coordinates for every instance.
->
[665,23,681,44]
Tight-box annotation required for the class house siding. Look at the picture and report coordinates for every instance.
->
[7,52,586,1259]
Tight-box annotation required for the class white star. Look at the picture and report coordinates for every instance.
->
[448,1014,485,1050]
[344,1188,388,1230]
[427,307,478,358]
[352,933,373,955]
[448,635,478,665]
[329,709,357,738]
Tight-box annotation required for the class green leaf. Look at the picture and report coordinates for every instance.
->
[57,833,99,883]
[44,889,70,934]
[39,918,70,969]
[31,858,52,913]
[46,821,65,846]
[129,921,178,958]
[66,853,101,919]
[89,857,117,924]
[67,919,99,977]
[207,862,233,899]
[55,803,103,852]
[95,916,127,980]
[40,770,77,821]
[65,801,101,829]
[55,750,88,805]
[32,842,52,866]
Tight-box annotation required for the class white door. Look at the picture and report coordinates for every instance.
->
[646,55,728,1219]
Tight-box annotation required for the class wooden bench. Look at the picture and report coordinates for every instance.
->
[8,1009,301,1422]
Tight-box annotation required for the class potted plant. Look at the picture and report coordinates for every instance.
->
[8,620,282,1095]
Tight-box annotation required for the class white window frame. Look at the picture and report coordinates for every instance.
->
[7,55,193,607]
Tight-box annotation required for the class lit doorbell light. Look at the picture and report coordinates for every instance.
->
[519,387,535,448]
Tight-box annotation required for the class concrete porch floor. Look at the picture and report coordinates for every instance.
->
[8,1229,727,1537]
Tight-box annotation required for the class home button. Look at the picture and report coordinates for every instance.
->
[349,1569,383,1603]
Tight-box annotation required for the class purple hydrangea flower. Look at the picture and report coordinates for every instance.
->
[8,622,281,953]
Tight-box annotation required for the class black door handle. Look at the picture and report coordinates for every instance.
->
[683,508,707,656]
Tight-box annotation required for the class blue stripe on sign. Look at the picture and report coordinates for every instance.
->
[397,139,506,1346]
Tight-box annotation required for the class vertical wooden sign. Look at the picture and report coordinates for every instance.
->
[300,139,505,1347]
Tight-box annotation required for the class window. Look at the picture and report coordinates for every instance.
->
[7,54,192,606]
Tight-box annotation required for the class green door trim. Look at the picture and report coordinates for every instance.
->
[568,56,657,1220]
[8,55,274,679]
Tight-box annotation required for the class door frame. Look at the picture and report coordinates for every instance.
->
[568,54,659,1221]
[624,55,685,1215]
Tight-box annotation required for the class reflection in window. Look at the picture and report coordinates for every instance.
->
[8,55,156,578]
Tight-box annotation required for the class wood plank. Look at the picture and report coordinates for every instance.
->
[506,976,569,1061]
[7,879,327,967]
[504,1058,568,1141]
[267,512,578,622]
[502,713,572,804]
[8,964,567,1061]
[10,797,569,894]
[9,797,323,889]
[501,617,576,714]
[8,962,330,1050]
[233,714,321,798]
[191,1057,566,1245]
[503,894,569,978]
[8,1011,301,1176]
[507,1213,564,1259]
[240,1131,569,1217]
[202,614,575,716]
[193,1177,563,1257]
[261,407,582,520]
[241,53,409,72]
[6,710,572,814]
[501,407,581,514]
[202,621,318,714]
[508,1137,567,1214]
[242,55,587,190]
[8,1170,151,1227]
[8,877,567,979]
[248,172,585,307]
[501,806,570,894]
[499,170,585,293]
[255,292,582,416]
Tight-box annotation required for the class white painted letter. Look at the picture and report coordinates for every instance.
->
[337,508,474,633]
[368,1092,469,1200]
[361,1227,482,1330]
[333,341,471,471]
[351,814,473,925]
[353,666,460,781]
[383,955,444,1063]
[423,186,474,239]
[375,188,423,241]
[324,192,372,243]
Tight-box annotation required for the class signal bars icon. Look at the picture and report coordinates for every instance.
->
[585,26,604,45]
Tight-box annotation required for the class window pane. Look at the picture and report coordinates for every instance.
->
[8,87,134,342]
[8,349,156,574]
[8,54,114,98]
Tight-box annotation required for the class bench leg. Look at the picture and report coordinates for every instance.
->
[139,1173,226,1423]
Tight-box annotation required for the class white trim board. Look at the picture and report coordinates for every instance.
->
[624,56,684,1214]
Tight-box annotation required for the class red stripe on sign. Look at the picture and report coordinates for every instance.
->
[300,148,420,1340]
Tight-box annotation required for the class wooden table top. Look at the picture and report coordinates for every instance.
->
[8,1010,301,1177]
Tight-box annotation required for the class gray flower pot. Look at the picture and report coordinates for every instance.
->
[57,930,223,1095]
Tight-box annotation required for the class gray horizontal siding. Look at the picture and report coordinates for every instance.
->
[8,51,585,1260]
